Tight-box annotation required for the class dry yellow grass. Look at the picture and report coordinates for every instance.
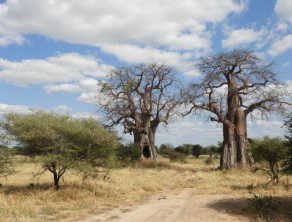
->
[0,157,195,222]
[1,155,292,222]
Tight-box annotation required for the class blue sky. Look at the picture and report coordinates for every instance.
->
[0,0,291,147]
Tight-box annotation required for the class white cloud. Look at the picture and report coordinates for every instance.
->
[44,78,100,94]
[0,103,32,115]
[51,105,72,112]
[0,53,113,86]
[79,78,99,92]
[0,0,247,60]
[101,43,193,66]
[282,62,290,67]
[70,112,101,120]
[44,84,82,94]
[275,0,292,23]
[77,92,97,105]
[0,103,100,120]
[222,28,266,49]
[0,33,26,46]
[268,34,292,56]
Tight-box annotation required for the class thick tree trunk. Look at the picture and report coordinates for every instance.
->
[133,119,158,161]
[220,108,253,170]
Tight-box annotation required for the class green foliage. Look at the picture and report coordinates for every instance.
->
[192,144,203,158]
[159,144,186,162]
[174,144,192,156]
[1,110,118,188]
[0,131,17,178]
[116,143,141,165]
[204,157,213,165]
[249,136,288,185]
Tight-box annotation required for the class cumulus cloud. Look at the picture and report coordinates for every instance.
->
[51,105,72,112]
[282,62,290,67]
[0,103,32,115]
[44,84,82,94]
[275,0,292,23]
[0,33,26,46]
[77,92,98,105]
[0,103,100,120]
[0,53,113,86]
[44,78,100,94]
[0,0,247,62]
[222,28,266,49]
[267,34,292,56]
[101,43,193,66]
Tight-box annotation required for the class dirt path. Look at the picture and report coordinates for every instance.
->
[82,188,250,222]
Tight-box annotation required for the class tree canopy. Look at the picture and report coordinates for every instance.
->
[98,62,186,161]
[250,136,288,185]
[1,110,117,189]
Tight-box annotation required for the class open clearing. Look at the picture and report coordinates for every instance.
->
[2,156,292,222]
[82,188,249,222]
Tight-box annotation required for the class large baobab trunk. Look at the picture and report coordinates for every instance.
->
[132,118,158,161]
[220,108,253,169]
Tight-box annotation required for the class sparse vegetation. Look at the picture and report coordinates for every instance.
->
[0,154,290,221]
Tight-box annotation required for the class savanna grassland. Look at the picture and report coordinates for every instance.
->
[1,155,292,222]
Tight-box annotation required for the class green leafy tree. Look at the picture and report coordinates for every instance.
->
[175,144,192,155]
[116,143,142,165]
[0,132,17,179]
[1,110,117,189]
[250,136,288,185]
[192,144,203,158]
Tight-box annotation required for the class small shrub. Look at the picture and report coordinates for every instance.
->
[247,193,281,216]
[204,157,213,165]
[116,143,142,165]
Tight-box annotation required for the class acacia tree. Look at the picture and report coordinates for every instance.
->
[250,136,288,185]
[187,49,290,170]
[98,62,185,161]
[1,110,117,189]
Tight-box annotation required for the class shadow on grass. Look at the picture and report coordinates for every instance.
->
[0,181,91,195]
[206,195,292,222]
[131,160,198,173]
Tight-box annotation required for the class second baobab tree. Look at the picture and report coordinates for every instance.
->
[98,62,185,161]
[186,49,290,170]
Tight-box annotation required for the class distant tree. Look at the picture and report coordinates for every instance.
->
[209,145,218,156]
[175,144,192,155]
[186,49,290,170]
[0,131,17,179]
[159,143,174,155]
[1,110,117,189]
[98,62,186,161]
[250,136,288,185]
[202,147,211,155]
[192,144,203,158]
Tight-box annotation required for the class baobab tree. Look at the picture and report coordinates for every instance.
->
[98,62,185,161]
[186,49,290,170]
